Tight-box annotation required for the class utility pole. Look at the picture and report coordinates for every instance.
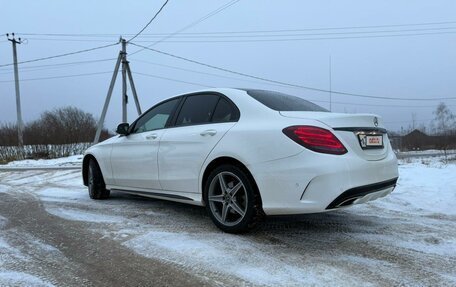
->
[6,33,24,147]
[121,38,128,123]
[94,37,142,143]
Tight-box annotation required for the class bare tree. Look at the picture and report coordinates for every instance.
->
[432,103,455,159]
[433,103,454,134]
[411,112,417,130]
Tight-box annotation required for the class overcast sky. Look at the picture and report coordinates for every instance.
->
[1,0,455,133]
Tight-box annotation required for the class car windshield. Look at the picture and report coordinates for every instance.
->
[244,89,328,112]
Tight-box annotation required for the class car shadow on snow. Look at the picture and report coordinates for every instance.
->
[106,191,388,236]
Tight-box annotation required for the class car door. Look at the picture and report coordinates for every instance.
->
[110,97,181,190]
[158,93,240,193]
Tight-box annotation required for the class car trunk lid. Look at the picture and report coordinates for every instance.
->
[279,111,389,161]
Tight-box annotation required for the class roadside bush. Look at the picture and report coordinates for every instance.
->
[0,143,92,163]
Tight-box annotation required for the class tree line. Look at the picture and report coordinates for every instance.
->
[0,106,111,146]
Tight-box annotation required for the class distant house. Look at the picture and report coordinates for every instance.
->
[401,129,432,150]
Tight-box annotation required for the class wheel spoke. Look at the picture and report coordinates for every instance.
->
[221,202,229,222]
[228,182,242,197]
[218,174,227,194]
[209,195,224,203]
[229,201,245,217]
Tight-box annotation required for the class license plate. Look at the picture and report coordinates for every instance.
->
[358,134,383,148]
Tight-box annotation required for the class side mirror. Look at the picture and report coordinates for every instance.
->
[116,123,130,135]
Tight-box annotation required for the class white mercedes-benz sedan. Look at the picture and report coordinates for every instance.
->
[83,88,398,233]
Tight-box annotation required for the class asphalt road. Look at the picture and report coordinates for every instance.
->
[0,168,454,286]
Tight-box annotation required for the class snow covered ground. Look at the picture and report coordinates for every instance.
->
[396,149,456,156]
[0,154,455,286]
[2,155,82,168]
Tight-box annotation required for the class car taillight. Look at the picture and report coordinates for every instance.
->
[283,126,347,155]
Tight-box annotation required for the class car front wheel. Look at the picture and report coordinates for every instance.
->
[204,165,262,233]
[88,159,110,200]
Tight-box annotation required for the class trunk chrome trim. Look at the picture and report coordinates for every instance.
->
[333,127,387,134]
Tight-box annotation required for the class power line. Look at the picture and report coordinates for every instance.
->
[18,27,456,43]
[128,60,456,108]
[0,55,450,109]
[0,56,452,109]
[153,26,456,38]
[166,0,241,37]
[185,20,456,33]
[128,0,170,42]
[0,42,118,68]
[0,58,116,73]
[16,31,456,45]
[129,59,456,108]
[129,42,456,102]
[132,58,292,88]
[130,0,241,56]
[133,71,212,88]
[136,31,456,43]
[23,37,115,43]
[0,71,113,83]
[15,20,456,37]
[126,26,456,38]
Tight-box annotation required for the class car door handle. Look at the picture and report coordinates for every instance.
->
[145,134,158,140]
[200,129,217,137]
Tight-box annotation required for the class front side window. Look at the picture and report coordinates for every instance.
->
[175,94,219,126]
[131,98,180,133]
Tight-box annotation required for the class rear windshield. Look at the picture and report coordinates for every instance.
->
[245,89,328,112]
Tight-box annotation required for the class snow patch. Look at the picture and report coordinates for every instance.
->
[0,271,55,287]
[45,207,124,223]
[0,184,8,193]
[0,235,26,261]
[0,237,11,250]
[0,215,7,229]
[358,233,456,257]
[5,155,82,168]
[5,172,51,185]
[397,149,456,156]
[373,161,456,215]
[38,187,87,203]
[124,231,362,286]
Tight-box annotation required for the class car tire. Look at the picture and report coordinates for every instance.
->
[204,164,262,233]
[88,159,110,200]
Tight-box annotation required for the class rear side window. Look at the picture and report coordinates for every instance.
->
[212,97,239,122]
[175,94,219,126]
[245,89,328,112]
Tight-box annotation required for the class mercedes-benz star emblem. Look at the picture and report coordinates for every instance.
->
[373,117,378,127]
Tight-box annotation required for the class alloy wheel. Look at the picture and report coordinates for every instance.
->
[208,171,248,226]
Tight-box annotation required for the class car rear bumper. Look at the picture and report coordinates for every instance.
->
[247,149,399,215]
[325,177,398,209]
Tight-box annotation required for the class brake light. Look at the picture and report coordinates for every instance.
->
[283,126,347,155]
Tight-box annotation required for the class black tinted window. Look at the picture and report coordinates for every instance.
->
[245,89,328,112]
[176,94,219,126]
[212,98,238,122]
[132,98,179,133]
